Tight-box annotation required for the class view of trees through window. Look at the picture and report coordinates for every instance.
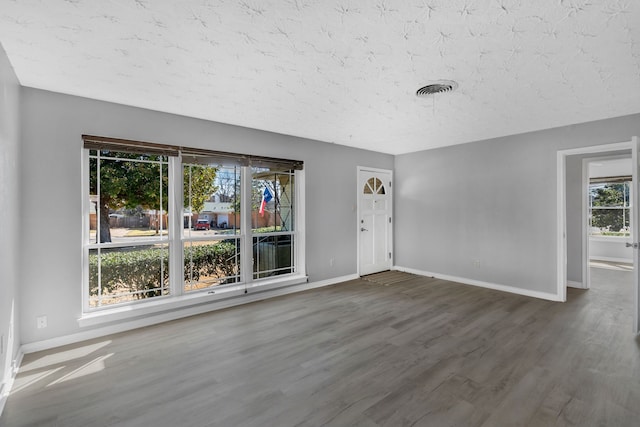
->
[86,148,299,309]
[589,180,631,237]
[88,150,171,307]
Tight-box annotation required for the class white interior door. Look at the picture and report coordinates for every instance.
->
[358,168,392,276]
[632,136,640,334]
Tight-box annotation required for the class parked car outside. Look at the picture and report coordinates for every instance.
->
[194,219,211,230]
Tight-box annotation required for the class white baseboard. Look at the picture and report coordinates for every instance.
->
[0,348,24,418]
[393,266,562,302]
[590,256,633,264]
[567,280,584,289]
[20,274,358,355]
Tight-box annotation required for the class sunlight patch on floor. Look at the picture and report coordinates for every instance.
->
[20,340,113,373]
[10,367,65,395]
[47,354,113,387]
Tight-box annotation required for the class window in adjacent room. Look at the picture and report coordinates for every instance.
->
[588,178,631,237]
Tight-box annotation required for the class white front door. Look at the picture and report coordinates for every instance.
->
[358,167,392,276]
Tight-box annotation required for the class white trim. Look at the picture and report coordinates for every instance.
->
[633,136,640,335]
[567,280,584,289]
[23,274,356,355]
[295,169,306,277]
[169,155,184,298]
[79,274,308,327]
[582,157,590,290]
[394,266,562,302]
[589,256,634,264]
[557,149,567,301]
[240,166,251,285]
[0,349,23,418]
[81,149,90,313]
[557,140,634,303]
[589,235,632,242]
[557,141,634,157]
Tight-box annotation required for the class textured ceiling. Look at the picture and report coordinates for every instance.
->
[1,0,639,154]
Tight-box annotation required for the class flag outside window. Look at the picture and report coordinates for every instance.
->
[259,186,273,216]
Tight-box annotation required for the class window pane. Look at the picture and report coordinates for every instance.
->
[590,208,630,236]
[364,183,373,194]
[253,234,294,279]
[90,151,169,244]
[182,163,241,292]
[183,238,240,292]
[89,157,98,243]
[184,164,240,235]
[252,168,295,233]
[590,183,626,207]
[89,245,169,308]
[589,181,632,237]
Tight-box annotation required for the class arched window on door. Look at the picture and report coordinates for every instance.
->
[364,177,386,195]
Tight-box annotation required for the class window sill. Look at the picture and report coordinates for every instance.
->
[78,274,308,328]
[589,235,631,242]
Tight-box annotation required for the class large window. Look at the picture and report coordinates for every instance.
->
[83,136,303,312]
[589,179,631,237]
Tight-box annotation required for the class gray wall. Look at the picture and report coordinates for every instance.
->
[395,114,640,296]
[19,88,393,345]
[0,44,21,395]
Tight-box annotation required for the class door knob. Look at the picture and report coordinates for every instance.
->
[361,227,368,232]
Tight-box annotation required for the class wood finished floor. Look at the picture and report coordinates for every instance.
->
[2,268,639,427]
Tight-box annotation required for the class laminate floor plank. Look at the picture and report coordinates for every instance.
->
[2,267,639,426]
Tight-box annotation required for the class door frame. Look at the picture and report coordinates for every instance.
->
[557,138,639,334]
[356,166,393,276]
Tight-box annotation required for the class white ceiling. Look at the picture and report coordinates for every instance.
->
[1,0,639,155]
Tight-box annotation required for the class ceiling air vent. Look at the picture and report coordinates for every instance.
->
[416,80,458,97]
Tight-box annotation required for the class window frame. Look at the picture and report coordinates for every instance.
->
[181,162,242,293]
[81,137,305,318]
[83,149,173,311]
[251,167,296,280]
[588,179,631,238]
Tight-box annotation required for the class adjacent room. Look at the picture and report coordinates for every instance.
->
[1,1,639,426]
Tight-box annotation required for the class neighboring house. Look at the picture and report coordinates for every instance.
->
[201,201,234,228]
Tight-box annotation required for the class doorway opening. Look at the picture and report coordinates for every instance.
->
[557,137,639,334]
[584,155,634,290]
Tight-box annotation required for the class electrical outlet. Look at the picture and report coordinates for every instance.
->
[36,316,47,329]
[473,260,481,268]
[329,258,335,267]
